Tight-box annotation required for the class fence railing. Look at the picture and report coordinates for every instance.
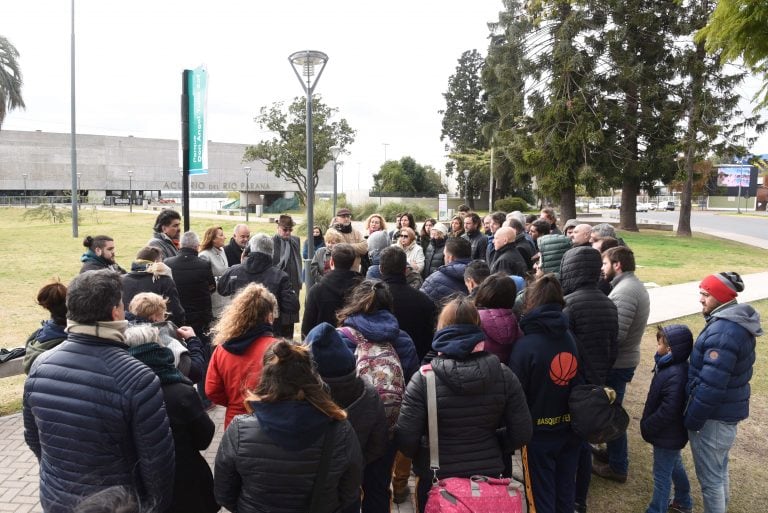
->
[0,196,89,207]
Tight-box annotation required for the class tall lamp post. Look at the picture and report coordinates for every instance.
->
[127,169,133,213]
[22,173,28,208]
[243,166,252,222]
[463,169,470,206]
[330,146,341,216]
[289,49,329,289]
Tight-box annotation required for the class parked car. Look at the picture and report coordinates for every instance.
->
[664,201,675,211]
[648,203,657,210]
[636,203,649,212]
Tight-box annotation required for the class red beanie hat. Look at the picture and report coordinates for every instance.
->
[700,272,743,304]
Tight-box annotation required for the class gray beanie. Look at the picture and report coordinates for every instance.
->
[367,230,390,259]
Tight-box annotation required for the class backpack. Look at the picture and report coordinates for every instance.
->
[338,326,405,433]
[568,384,629,444]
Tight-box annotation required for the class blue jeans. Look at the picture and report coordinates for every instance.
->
[645,447,691,513]
[606,367,636,475]
[689,420,737,513]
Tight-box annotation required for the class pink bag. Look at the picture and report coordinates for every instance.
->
[421,364,527,513]
[425,476,525,513]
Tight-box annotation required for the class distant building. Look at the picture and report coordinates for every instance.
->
[0,130,332,208]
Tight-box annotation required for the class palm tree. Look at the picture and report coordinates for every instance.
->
[0,35,25,129]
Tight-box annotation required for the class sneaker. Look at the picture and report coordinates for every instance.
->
[591,460,627,483]
[668,501,692,513]
[393,487,411,504]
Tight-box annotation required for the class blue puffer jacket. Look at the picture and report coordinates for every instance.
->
[641,325,693,449]
[338,310,419,383]
[23,332,175,513]
[420,259,470,305]
[685,302,762,431]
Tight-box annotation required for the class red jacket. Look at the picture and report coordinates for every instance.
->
[205,335,277,427]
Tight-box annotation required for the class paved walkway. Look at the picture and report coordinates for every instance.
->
[2,271,767,512]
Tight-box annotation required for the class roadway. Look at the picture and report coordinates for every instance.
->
[598,209,768,249]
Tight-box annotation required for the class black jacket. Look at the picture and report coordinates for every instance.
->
[381,273,437,361]
[164,248,215,329]
[217,252,300,325]
[214,402,363,513]
[422,239,446,279]
[301,269,361,337]
[462,230,488,261]
[161,381,218,513]
[224,237,245,267]
[560,246,619,385]
[490,242,527,277]
[509,304,582,435]
[122,264,185,325]
[395,352,532,479]
[514,232,535,271]
[641,325,693,450]
[323,370,388,464]
[23,333,175,513]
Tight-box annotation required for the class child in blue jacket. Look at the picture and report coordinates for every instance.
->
[640,325,694,513]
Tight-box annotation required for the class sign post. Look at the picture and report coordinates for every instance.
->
[181,66,208,232]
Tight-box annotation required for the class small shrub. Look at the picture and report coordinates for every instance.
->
[378,202,432,223]
[494,196,530,213]
[22,204,72,224]
[350,202,381,221]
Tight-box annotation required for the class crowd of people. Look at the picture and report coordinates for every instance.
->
[20,206,761,513]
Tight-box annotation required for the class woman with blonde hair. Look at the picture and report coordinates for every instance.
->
[365,213,387,235]
[205,283,278,427]
[395,226,425,274]
[395,296,532,512]
[214,340,363,513]
[311,228,346,283]
[198,225,231,319]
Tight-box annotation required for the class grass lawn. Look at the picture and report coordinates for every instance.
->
[618,229,767,285]
[588,300,768,513]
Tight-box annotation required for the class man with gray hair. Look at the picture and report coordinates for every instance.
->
[217,233,299,332]
[164,231,216,336]
[225,223,251,267]
[23,270,175,513]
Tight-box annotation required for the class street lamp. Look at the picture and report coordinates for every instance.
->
[22,173,28,208]
[243,166,252,222]
[289,49,329,289]
[127,169,134,213]
[463,169,470,206]
[330,146,341,216]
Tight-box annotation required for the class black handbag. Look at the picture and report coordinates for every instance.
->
[568,384,629,443]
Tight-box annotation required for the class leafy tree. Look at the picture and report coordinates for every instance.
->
[0,35,25,129]
[596,0,681,231]
[243,96,355,206]
[440,49,489,152]
[484,0,604,223]
[372,157,447,196]
[697,0,768,107]
[674,0,763,237]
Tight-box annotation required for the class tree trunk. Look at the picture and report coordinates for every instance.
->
[677,39,707,238]
[560,185,576,228]
[619,82,640,232]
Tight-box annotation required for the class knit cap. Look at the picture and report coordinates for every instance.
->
[367,230,390,257]
[431,222,448,236]
[305,322,356,378]
[699,271,744,304]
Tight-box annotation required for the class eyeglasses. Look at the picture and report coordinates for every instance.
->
[399,234,410,239]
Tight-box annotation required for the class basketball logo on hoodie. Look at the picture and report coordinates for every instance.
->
[549,352,578,386]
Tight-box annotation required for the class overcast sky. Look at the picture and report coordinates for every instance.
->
[3,0,504,192]
[3,1,766,194]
